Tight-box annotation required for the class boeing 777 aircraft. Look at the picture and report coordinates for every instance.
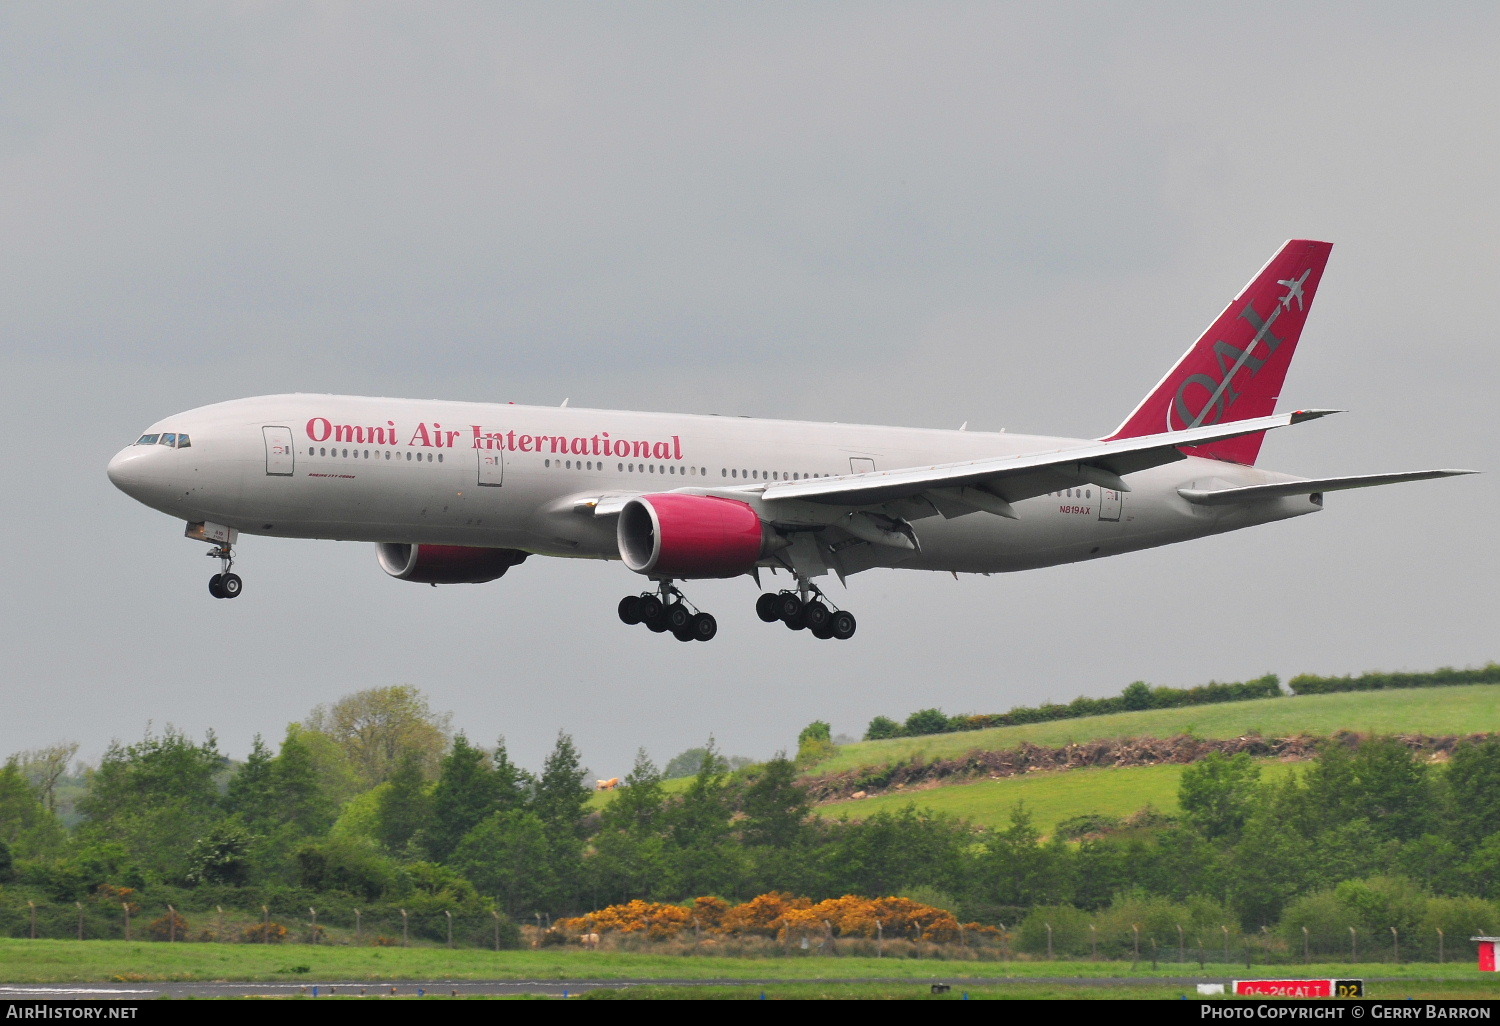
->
[108,240,1472,641]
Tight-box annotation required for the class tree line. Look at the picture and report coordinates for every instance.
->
[3,685,1500,956]
[863,662,1499,740]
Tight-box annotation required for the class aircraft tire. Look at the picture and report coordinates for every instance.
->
[830,610,856,640]
[755,593,780,622]
[618,596,643,625]
[691,612,717,641]
[801,601,831,631]
[208,574,224,599]
[774,592,802,623]
[672,626,695,642]
[811,621,835,640]
[665,602,693,632]
[220,573,243,599]
[638,595,663,625]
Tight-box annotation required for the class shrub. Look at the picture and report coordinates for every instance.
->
[1016,904,1092,957]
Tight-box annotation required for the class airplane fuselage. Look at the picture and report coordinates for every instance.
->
[107,393,1320,577]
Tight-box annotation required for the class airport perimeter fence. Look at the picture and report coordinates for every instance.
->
[0,900,523,950]
[0,899,1488,965]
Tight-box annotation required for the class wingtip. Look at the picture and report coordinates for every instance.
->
[1289,408,1344,424]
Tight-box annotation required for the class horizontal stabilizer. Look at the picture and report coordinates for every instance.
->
[1178,470,1476,506]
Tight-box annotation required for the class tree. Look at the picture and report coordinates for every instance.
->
[491,738,534,815]
[0,759,59,857]
[78,728,224,822]
[739,755,809,848]
[795,722,837,767]
[974,804,1071,907]
[14,742,78,814]
[226,735,279,828]
[452,810,558,917]
[185,820,255,886]
[663,746,753,779]
[75,727,227,884]
[1443,738,1500,848]
[864,716,902,740]
[1348,737,1434,841]
[1178,751,1261,840]
[590,750,669,903]
[664,741,742,897]
[903,708,951,737]
[376,749,431,854]
[601,749,666,835]
[426,734,501,862]
[532,732,591,839]
[270,724,355,836]
[304,685,452,787]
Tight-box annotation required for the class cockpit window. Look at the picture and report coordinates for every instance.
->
[158,433,177,446]
[176,434,190,448]
[137,434,160,445]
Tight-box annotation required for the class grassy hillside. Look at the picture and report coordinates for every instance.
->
[812,684,1500,777]
[813,760,1298,835]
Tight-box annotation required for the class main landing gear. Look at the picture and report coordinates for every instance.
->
[207,543,242,600]
[755,581,856,640]
[618,582,717,642]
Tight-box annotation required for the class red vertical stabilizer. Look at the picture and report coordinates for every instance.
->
[1107,239,1333,465]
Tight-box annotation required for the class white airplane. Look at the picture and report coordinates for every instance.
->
[107,240,1472,641]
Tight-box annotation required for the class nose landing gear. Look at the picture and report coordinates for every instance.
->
[207,544,242,599]
[618,581,716,642]
[756,579,855,640]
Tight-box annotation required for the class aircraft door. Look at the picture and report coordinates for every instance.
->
[477,450,503,486]
[263,426,295,476]
[849,458,875,474]
[1098,488,1122,522]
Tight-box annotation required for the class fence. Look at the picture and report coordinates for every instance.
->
[0,900,519,950]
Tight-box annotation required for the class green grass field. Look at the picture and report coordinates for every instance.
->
[811,684,1500,777]
[813,760,1298,834]
[4,939,1500,992]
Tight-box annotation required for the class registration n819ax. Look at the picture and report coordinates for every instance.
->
[108,240,1472,641]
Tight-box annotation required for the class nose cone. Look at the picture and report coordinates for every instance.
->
[107,445,171,507]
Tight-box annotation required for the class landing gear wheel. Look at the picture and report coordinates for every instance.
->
[665,602,693,632]
[690,612,717,642]
[219,573,243,599]
[829,609,856,640]
[755,593,780,623]
[801,601,831,631]
[774,592,802,623]
[618,595,643,625]
[638,595,664,626]
[208,574,224,599]
[672,626,695,642]
[811,621,835,640]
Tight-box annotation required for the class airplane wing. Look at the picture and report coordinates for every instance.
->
[1177,469,1476,506]
[754,409,1339,515]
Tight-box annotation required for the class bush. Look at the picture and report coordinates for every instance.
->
[1016,904,1092,957]
[1289,663,1500,695]
[902,709,953,737]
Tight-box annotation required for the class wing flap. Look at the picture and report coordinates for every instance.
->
[1178,469,1476,506]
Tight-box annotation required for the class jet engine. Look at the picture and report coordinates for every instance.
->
[376,543,528,584]
[617,494,782,578]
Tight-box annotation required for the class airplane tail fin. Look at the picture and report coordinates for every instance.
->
[1106,239,1333,465]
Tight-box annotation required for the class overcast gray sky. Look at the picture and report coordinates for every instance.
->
[2,2,1494,779]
